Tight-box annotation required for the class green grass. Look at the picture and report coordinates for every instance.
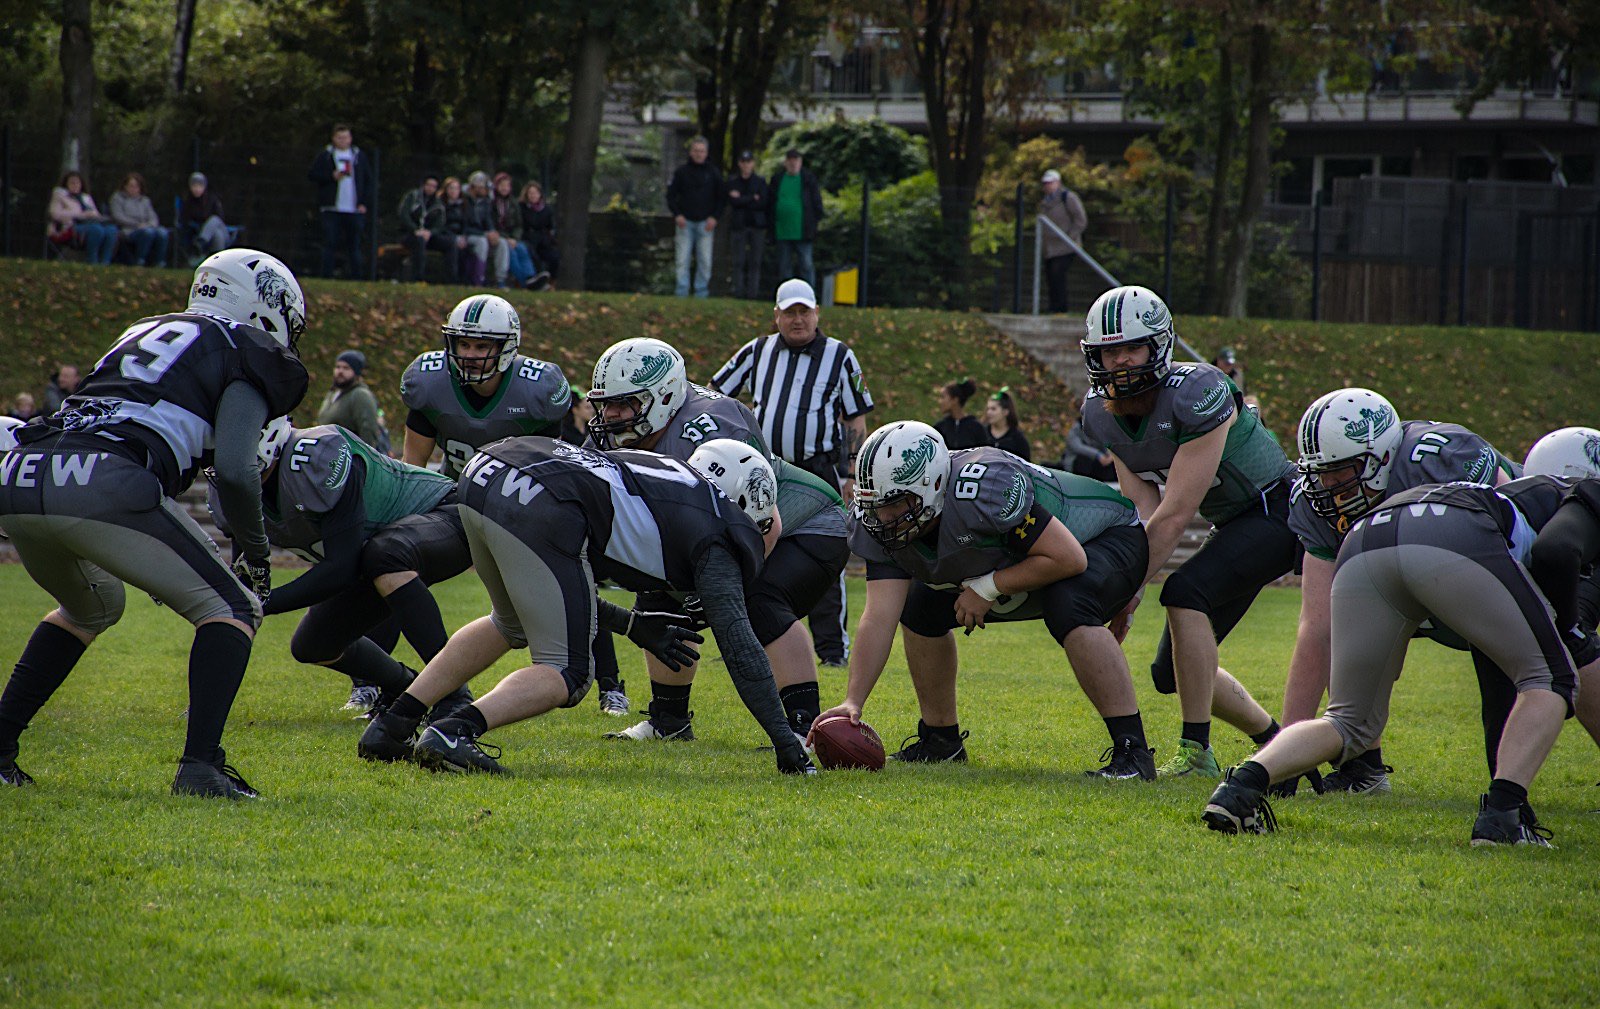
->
[1,566,1596,1007]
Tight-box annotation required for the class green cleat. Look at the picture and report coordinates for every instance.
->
[1157,738,1222,779]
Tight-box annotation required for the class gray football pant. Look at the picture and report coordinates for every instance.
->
[1324,507,1575,765]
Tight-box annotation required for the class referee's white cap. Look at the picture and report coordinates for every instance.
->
[775,278,817,310]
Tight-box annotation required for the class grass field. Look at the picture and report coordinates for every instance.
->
[1,566,1597,1007]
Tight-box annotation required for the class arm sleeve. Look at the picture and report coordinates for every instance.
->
[261,475,367,615]
[405,409,437,438]
[1530,499,1600,636]
[694,544,792,749]
[212,381,272,564]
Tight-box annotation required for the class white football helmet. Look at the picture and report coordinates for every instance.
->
[1524,426,1600,479]
[1296,388,1404,533]
[258,416,293,474]
[854,421,950,549]
[1082,285,1175,398]
[188,249,306,351]
[442,294,521,384]
[688,438,778,534]
[0,416,23,453]
[587,338,688,449]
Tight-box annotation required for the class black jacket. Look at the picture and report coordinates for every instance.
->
[307,145,375,211]
[442,197,469,237]
[518,201,556,247]
[724,171,770,230]
[464,196,494,236]
[667,160,723,222]
[767,168,824,241]
[397,188,444,234]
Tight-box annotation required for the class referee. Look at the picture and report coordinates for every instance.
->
[711,278,874,666]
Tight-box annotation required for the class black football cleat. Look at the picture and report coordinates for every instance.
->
[1202,769,1277,835]
[1086,736,1157,780]
[427,683,476,723]
[414,720,507,775]
[889,721,969,763]
[172,749,258,799]
[358,710,422,763]
[1266,768,1326,798]
[0,760,34,787]
[1321,759,1393,795]
[1470,797,1554,848]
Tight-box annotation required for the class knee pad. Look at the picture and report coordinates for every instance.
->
[289,624,340,666]
[361,530,420,580]
[1149,630,1177,694]
[1157,566,1214,615]
[558,665,596,708]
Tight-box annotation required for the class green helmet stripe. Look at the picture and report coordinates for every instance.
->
[464,297,487,325]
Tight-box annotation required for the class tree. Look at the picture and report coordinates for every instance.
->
[58,0,94,179]
[761,117,926,192]
[689,0,827,170]
[555,20,609,290]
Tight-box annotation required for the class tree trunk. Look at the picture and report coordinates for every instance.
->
[168,0,197,94]
[58,0,94,180]
[1200,36,1236,313]
[556,24,610,290]
[407,36,439,156]
[1219,22,1274,318]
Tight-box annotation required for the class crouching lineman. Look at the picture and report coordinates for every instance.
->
[0,249,309,797]
[1080,286,1292,777]
[358,436,813,776]
[586,337,829,738]
[816,421,1158,778]
[1203,479,1579,846]
[211,418,473,716]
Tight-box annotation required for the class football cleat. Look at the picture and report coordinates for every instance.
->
[413,722,507,775]
[343,683,381,715]
[172,749,258,799]
[1157,738,1222,778]
[0,760,34,787]
[1086,736,1157,780]
[1470,797,1554,848]
[358,711,422,763]
[889,721,969,763]
[1321,759,1393,795]
[1266,768,1326,798]
[427,684,476,724]
[598,681,631,717]
[1202,769,1277,835]
[605,711,695,741]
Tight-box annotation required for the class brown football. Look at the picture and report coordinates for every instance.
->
[810,714,887,771]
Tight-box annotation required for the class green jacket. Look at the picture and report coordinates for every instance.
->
[316,381,382,447]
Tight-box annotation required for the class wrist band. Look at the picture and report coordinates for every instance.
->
[624,610,636,637]
[965,571,1001,602]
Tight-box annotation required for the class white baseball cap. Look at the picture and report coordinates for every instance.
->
[1041,169,1062,183]
[775,278,817,310]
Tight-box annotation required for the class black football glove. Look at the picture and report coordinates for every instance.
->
[1266,767,1325,799]
[776,739,817,776]
[625,610,704,671]
[233,556,272,605]
[677,594,710,631]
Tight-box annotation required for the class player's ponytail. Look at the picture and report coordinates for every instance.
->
[946,378,977,406]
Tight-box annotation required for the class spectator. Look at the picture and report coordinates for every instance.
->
[461,171,493,287]
[1214,346,1246,392]
[439,176,476,284]
[397,174,457,283]
[1039,169,1088,314]
[178,172,232,259]
[486,171,519,290]
[559,388,593,445]
[1064,411,1117,482]
[933,378,987,450]
[48,171,118,264]
[769,148,824,289]
[308,123,373,280]
[983,386,1031,460]
[108,172,169,267]
[43,365,80,414]
[725,149,769,299]
[515,181,558,289]
[666,136,721,298]
[10,393,39,422]
[315,350,382,446]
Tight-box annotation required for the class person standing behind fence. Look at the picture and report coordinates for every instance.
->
[725,150,769,299]
[667,136,721,298]
[109,173,169,268]
[711,278,874,666]
[179,173,233,259]
[1040,169,1087,314]
[769,149,824,289]
[398,175,456,283]
[487,172,519,290]
[308,124,373,280]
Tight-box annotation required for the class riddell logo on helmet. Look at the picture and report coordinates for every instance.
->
[891,437,938,484]
[630,352,672,386]
[1342,406,1394,443]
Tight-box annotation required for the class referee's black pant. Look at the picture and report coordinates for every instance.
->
[795,451,850,664]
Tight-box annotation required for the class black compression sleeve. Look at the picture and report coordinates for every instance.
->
[1530,500,1600,635]
[405,408,438,438]
[1006,502,1055,556]
[212,381,272,563]
[595,597,633,635]
[262,464,368,615]
[694,544,791,748]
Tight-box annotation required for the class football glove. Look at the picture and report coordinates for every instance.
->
[233,556,272,605]
[625,610,704,671]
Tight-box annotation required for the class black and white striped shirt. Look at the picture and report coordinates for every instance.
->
[710,330,874,463]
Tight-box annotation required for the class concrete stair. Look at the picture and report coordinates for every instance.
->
[982,313,1091,401]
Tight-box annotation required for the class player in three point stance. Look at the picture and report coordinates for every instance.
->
[1276,387,1517,795]
[816,421,1158,778]
[0,249,309,797]
[358,436,813,776]
[1203,479,1580,846]
[209,418,473,717]
[587,337,836,742]
[1079,286,1292,778]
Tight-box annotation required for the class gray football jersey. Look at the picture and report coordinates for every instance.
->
[402,351,572,478]
[849,447,1139,587]
[588,383,772,464]
[1082,363,1296,524]
[211,425,453,562]
[1290,419,1512,561]
[776,460,847,540]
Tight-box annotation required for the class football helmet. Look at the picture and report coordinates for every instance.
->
[1523,426,1600,479]
[854,421,950,550]
[257,416,293,474]
[688,438,778,534]
[587,338,688,449]
[442,294,521,384]
[0,416,23,453]
[188,249,306,352]
[1295,388,1404,533]
[1082,286,1175,398]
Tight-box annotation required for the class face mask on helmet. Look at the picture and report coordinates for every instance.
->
[1083,338,1167,398]
[858,490,938,550]
[853,421,948,550]
[441,295,520,384]
[586,339,686,449]
[1081,287,1175,399]
[1296,388,1401,536]
[1299,455,1387,535]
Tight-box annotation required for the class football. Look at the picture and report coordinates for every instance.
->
[809,714,887,771]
